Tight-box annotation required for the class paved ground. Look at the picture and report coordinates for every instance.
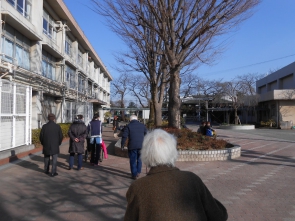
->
[0,124,295,221]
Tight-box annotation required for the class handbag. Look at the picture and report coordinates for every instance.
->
[206,129,213,137]
[101,140,108,159]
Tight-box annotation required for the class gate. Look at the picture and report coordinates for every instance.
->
[0,79,32,151]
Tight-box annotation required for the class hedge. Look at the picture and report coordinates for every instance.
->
[31,123,71,146]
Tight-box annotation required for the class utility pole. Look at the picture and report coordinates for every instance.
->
[205,100,208,122]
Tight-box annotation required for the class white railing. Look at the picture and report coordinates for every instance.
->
[0,79,32,151]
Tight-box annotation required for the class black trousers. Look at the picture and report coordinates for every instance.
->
[90,143,102,165]
[44,154,58,174]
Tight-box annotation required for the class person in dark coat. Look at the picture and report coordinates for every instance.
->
[113,115,119,138]
[39,113,63,177]
[197,121,206,134]
[121,115,147,180]
[87,114,103,166]
[68,114,87,170]
[124,129,228,221]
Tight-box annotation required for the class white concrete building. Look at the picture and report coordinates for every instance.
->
[256,61,295,129]
[0,0,112,130]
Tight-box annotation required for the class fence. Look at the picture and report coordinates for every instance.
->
[0,79,32,151]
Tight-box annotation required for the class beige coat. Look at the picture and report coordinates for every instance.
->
[124,165,228,221]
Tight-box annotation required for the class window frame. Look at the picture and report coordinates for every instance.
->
[65,35,72,57]
[87,81,92,95]
[7,0,31,20]
[78,75,85,92]
[65,65,76,89]
[43,10,56,40]
[42,50,56,80]
[1,24,31,70]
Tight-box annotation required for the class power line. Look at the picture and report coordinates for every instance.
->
[206,54,295,75]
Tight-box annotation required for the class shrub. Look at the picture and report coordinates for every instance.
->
[260,119,276,127]
[59,123,71,138]
[104,111,112,118]
[162,120,169,127]
[162,127,233,150]
[31,128,41,146]
[31,123,71,147]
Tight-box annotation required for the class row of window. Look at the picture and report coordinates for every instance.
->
[65,65,94,96]
[8,2,87,71]
[42,10,93,73]
[2,6,108,93]
[6,0,103,80]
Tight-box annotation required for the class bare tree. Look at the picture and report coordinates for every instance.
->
[92,0,170,126]
[216,73,262,124]
[92,0,260,128]
[111,72,131,120]
[180,73,200,98]
[236,73,263,123]
[128,74,150,108]
[218,80,243,124]
[110,99,121,108]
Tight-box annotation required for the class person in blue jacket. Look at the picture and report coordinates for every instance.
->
[121,115,147,180]
[87,114,103,166]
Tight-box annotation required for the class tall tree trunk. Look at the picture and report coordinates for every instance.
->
[149,100,155,123]
[168,71,181,128]
[234,107,238,125]
[154,102,162,127]
[151,84,163,127]
[149,64,167,127]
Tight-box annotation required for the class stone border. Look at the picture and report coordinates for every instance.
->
[115,139,241,161]
[219,125,255,130]
[177,145,241,161]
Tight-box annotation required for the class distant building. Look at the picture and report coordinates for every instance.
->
[181,95,257,124]
[256,61,295,129]
[0,0,112,152]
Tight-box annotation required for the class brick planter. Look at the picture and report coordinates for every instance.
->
[115,139,241,161]
[114,147,129,158]
[219,125,255,130]
[177,145,241,161]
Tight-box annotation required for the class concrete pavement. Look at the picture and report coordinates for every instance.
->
[0,124,294,221]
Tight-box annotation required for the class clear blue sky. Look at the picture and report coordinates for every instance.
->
[64,0,295,81]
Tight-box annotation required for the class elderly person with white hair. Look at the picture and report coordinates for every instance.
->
[121,115,148,180]
[124,129,228,221]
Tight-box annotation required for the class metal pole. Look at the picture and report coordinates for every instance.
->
[205,101,208,122]
[198,98,201,121]
[198,80,201,122]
